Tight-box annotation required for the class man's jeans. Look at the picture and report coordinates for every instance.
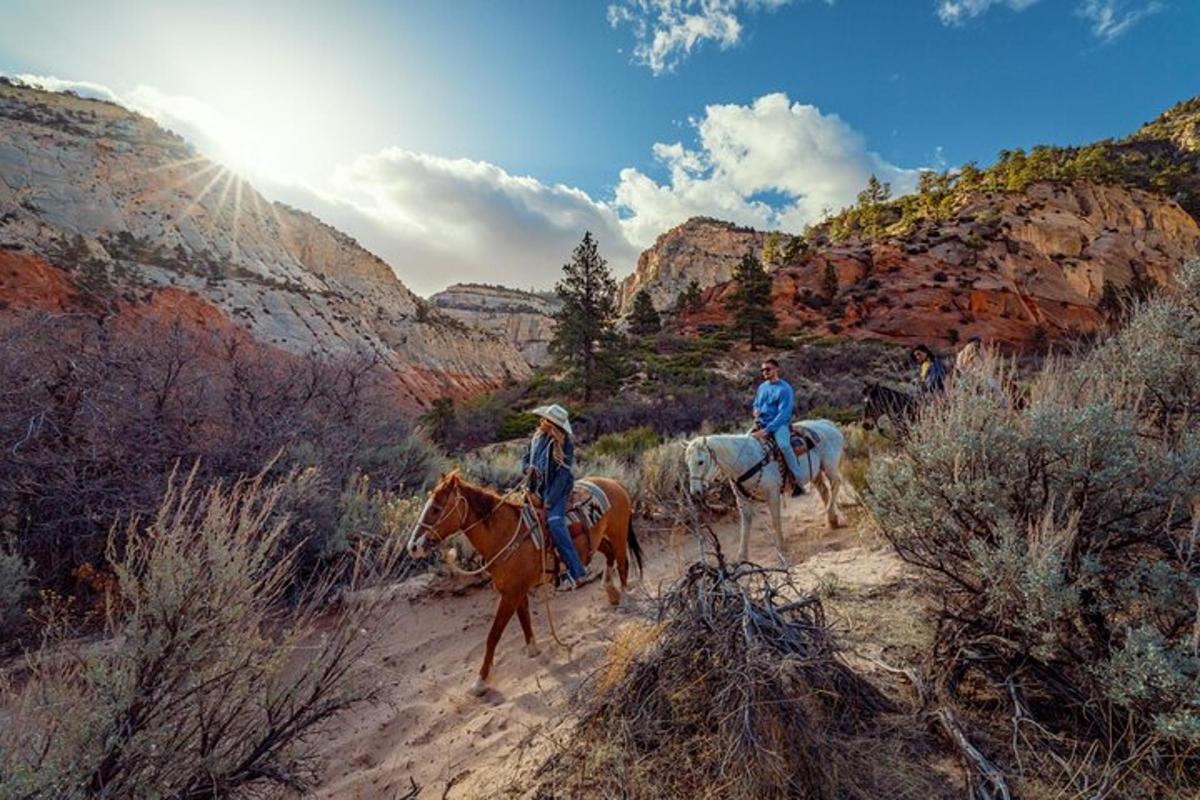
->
[546,494,586,580]
[772,425,808,485]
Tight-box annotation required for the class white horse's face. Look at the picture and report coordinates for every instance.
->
[685,438,719,495]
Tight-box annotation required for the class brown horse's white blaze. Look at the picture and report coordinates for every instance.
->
[408,470,643,696]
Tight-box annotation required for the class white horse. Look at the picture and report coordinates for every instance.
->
[685,419,845,566]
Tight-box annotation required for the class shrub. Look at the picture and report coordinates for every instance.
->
[530,549,944,799]
[0,471,388,798]
[864,260,1200,793]
[0,541,29,629]
[589,426,661,463]
[0,312,429,601]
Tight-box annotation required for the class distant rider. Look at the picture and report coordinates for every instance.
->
[912,344,946,394]
[522,404,598,591]
[752,358,806,497]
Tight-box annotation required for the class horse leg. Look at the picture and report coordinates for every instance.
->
[824,464,844,529]
[516,595,539,657]
[733,482,752,563]
[766,489,788,568]
[475,594,517,695]
[598,536,621,606]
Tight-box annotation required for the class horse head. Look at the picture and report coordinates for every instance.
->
[861,382,882,431]
[684,437,720,496]
[406,470,470,559]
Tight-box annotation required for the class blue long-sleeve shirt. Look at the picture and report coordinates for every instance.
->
[521,431,575,507]
[752,379,795,434]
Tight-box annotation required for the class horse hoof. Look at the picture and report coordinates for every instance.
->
[605,585,622,606]
[470,678,489,697]
[525,643,541,658]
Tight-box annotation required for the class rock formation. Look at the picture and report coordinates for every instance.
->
[429,283,559,366]
[0,79,530,408]
[616,218,776,313]
[682,182,1200,348]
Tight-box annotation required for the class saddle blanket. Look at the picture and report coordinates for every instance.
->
[521,479,610,550]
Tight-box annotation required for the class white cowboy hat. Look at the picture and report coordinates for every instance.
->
[530,404,572,436]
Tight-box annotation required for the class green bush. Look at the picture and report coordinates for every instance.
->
[864,260,1200,793]
[590,426,661,463]
[496,411,540,441]
[0,541,29,628]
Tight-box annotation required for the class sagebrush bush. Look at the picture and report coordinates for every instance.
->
[865,260,1200,793]
[0,469,388,799]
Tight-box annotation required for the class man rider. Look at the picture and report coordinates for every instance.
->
[752,358,806,497]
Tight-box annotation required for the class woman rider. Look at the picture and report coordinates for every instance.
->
[911,344,947,394]
[522,404,599,591]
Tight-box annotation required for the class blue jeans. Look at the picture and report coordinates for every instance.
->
[546,494,586,580]
[772,426,808,484]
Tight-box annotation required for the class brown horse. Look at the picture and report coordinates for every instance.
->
[406,470,643,696]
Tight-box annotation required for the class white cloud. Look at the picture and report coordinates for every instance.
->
[935,0,1161,39]
[935,0,1039,25]
[13,74,124,105]
[305,150,640,294]
[1077,0,1162,41]
[8,76,917,296]
[607,0,797,75]
[613,93,918,247]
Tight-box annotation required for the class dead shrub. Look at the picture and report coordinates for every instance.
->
[531,531,950,800]
[0,311,438,604]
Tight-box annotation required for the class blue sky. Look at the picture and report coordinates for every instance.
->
[1,0,1197,293]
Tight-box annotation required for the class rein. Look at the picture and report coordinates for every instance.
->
[421,484,531,577]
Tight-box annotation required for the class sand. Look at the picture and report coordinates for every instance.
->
[313,492,908,800]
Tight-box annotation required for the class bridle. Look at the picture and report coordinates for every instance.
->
[409,481,530,574]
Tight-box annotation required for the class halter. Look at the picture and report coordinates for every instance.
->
[413,482,531,575]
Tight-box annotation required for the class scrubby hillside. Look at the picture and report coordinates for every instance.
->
[0,78,530,406]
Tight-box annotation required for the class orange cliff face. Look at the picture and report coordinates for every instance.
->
[0,251,508,410]
[671,182,1200,350]
[0,82,529,409]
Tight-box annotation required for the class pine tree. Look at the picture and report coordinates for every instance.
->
[726,252,777,350]
[781,235,808,264]
[761,232,781,268]
[550,232,620,400]
[823,261,839,301]
[856,174,892,236]
[673,278,703,314]
[628,289,662,336]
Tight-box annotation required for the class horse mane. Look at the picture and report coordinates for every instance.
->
[445,472,521,519]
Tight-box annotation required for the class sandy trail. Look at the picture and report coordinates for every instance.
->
[314,492,905,800]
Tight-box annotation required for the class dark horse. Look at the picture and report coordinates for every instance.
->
[861,382,920,436]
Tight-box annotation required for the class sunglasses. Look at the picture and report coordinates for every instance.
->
[760,366,775,374]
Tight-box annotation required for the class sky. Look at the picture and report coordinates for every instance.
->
[1,0,1197,295]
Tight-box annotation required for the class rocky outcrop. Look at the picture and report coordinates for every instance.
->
[429,283,559,366]
[616,217,776,313]
[0,81,530,407]
[682,182,1200,349]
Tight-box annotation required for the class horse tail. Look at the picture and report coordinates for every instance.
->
[627,517,645,578]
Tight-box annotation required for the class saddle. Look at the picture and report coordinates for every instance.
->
[523,481,610,585]
[736,424,821,498]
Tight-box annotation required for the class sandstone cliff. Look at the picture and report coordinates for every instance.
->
[682,182,1200,348]
[0,80,530,407]
[616,217,777,313]
[429,283,559,366]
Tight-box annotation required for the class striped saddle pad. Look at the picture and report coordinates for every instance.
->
[520,479,610,551]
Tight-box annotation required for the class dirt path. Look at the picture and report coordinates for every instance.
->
[314,493,909,800]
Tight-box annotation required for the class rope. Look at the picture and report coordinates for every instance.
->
[443,488,528,577]
[538,547,572,654]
